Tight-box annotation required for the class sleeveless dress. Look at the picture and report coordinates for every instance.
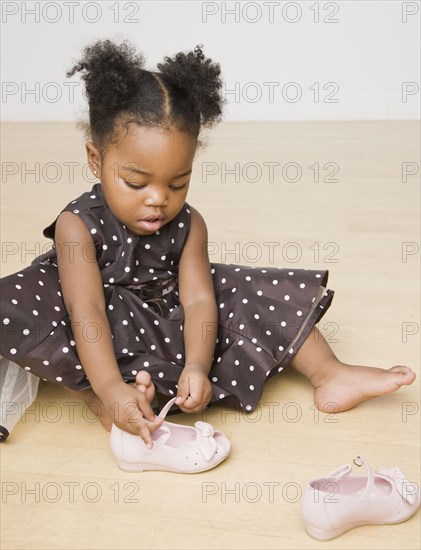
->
[0,183,334,412]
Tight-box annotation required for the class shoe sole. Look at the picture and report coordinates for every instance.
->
[305,512,420,541]
[116,454,229,474]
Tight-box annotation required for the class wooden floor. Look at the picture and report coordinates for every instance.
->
[1,121,420,549]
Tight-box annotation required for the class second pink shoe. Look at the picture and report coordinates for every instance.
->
[301,455,420,540]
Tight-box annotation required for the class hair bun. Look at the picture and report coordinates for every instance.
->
[66,39,145,111]
[157,44,224,127]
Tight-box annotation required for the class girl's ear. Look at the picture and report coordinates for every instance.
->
[85,142,101,177]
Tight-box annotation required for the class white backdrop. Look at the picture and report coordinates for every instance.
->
[1,0,420,121]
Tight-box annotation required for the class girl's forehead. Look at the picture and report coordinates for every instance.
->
[113,124,196,156]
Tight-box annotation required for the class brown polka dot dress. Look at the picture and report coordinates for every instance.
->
[0,183,334,412]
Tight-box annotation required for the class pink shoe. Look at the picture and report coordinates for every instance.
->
[109,397,231,473]
[301,455,420,540]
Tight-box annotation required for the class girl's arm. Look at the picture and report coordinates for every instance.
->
[54,212,163,444]
[177,206,218,411]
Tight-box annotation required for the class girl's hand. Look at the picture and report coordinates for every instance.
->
[99,382,164,448]
[175,364,212,414]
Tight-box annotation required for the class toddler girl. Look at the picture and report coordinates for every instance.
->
[0,39,415,448]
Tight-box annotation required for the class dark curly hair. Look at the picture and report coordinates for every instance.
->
[66,39,225,156]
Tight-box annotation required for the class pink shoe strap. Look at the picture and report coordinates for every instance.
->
[157,397,179,419]
[324,464,352,479]
[353,455,375,500]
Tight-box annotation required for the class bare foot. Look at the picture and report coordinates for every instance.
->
[313,360,416,413]
[133,370,156,403]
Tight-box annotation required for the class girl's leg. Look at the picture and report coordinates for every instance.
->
[288,326,416,412]
[64,371,156,431]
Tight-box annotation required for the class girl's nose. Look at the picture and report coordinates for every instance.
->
[144,187,168,206]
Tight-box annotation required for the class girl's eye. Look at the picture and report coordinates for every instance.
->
[123,180,187,191]
[123,180,145,190]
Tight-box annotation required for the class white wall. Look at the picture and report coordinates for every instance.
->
[1,0,420,121]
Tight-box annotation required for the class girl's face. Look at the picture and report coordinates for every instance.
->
[86,124,197,236]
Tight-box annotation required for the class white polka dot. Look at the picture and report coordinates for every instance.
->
[143,361,150,367]
[176,354,182,359]
[238,340,243,345]
[145,244,151,249]
[278,345,284,351]
[297,311,303,316]
[17,273,24,277]
[151,344,156,350]
[178,222,184,228]
[43,360,49,366]
[38,281,44,286]
[127,237,132,243]
[234,360,240,365]
[252,338,257,344]
[10,348,17,354]
[103,244,108,250]
[161,255,166,260]
[269,305,275,311]
[108,305,114,310]
[300,283,306,288]
[249,365,254,371]
[75,365,82,370]
[229,312,234,318]
[132,370,137,375]
[122,320,128,325]
[112,235,117,241]
[54,306,60,311]
[32,310,38,316]
[91,228,97,234]
[164,337,171,343]
[3,318,10,325]
[284,295,290,301]
[158,372,164,378]
[288,271,294,275]
[24,367,30,371]
[56,377,62,382]
[316,274,321,278]
[221,278,226,283]
[122,348,128,353]
[219,394,225,399]
[11,299,18,305]
[254,314,259,319]
[15,284,21,290]
[242,299,248,304]
[257,290,262,296]
[289,348,294,354]
[154,320,160,326]
[281,321,286,327]
[62,347,69,353]
[109,278,114,283]
[231,380,237,386]
[256,347,262,352]
[23,329,30,335]
[232,288,237,293]
[249,385,254,390]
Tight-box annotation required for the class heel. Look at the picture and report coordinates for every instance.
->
[305,524,348,541]
[117,461,144,473]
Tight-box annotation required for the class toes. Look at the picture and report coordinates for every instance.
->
[135,383,147,394]
[135,370,152,385]
[388,365,411,374]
